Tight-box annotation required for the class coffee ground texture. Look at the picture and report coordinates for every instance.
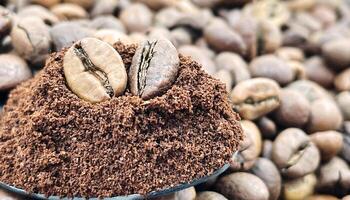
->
[0,42,243,198]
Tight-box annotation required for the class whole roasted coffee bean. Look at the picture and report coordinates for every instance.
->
[308,98,343,133]
[249,55,294,86]
[213,69,233,92]
[215,52,251,85]
[231,78,281,120]
[63,38,127,103]
[257,117,277,139]
[262,140,273,159]
[334,68,350,91]
[50,22,94,51]
[51,3,88,21]
[120,3,153,33]
[341,134,350,163]
[196,191,228,200]
[156,187,196,200]
[147,27,172,41]
[170,27,192,48]
[304,56,335,88]
[287,80,330,102]
[322,38,350,70]
[257,20,282,55]
[31,0,60,8]
[310,131,343,161]
[272,128,320,178]
[63,0,94,9]
[89,16,126,33]
[90,0,119,17]
[282,22,310,50]
[17,5,59,25]
[336,92,350,120]
[129,38,179,100]
[230,120,262,171]
[318,157,350,192]
[251,158,281,200]
[274,89,310,127]
[283,173,317,200]
[0,6,12,41]
[94,29,132,46]
[10,16,51,65]
[306,195,339,200]
[0,54,31,91]
[179,45,216,75]
[204,18,246,54]
[275,47,304,62]
[215,172,269,200]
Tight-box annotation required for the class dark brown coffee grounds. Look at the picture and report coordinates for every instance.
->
[0,42,243,198]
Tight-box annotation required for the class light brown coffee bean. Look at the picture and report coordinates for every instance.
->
[147,27,172,41]
[135,0,177,10]
[286,0,315,11]
[275,47,304,62]
[94,29,132,46]
[63,0,94,9]
[251,158,281,200]
[89,16,126,33]
[287,80,330,102]
[306,195,339,200]
[337,92,350,120]
[256,20,282,55]
[249,55,295,86]
[90,0,119,17]
[10,16,51,65]
[0,54,31,91]
[304,56,335,88]
[274,89,310,127]
[308,98,343,133]
[310,131,343,161]
[215,172,269,200]
[334,68,350,91]
[283,173,317,200]
[156,187,196,200]
[215,52,251,85]
[31,0,60,8]
[288,60,307,80]
[322,38,350,70]
[272,128,320,178]
[282,22,310,50]
[213,69,233,92]
[63,38,127,103]
[257,117,277,139]
[17,5,59,25]
[196,191,227,200]
[120,3,153,33]
[129,38,179,100]
[170,27,192,48]
[318,157,350,192]
[231,78,281,120]
[51,3,88,21]
[179,45,216,75]
[204,18,246,54]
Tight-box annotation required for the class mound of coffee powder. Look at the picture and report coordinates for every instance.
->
[0,43,243,198]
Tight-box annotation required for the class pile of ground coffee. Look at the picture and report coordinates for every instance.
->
[0,42,243,198]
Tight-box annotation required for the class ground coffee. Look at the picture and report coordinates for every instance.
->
[0,42,243,198]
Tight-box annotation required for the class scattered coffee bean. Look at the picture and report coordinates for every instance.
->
[17,5,59,25]
[257,20,282,55]
[10,16,51,65]
[231,78,280,120]
[274,89,310,128]
[283,173,317,200]
[0,54,31,91]
[63,0,94,9]
[94,29,131,46]
[120,3,153,33]
[272,128,320,178]
[179,45,216,75]
[322,38,350,70]
[287,80,330,102]
[90,0,119,17]
[336,92,350,121]
[275,47,304,62]
[334,68,350,91]
[307,98,343,133]
[63,38,127,103]
[310,131,343,161]
[51,3,88,21]
[196,191,228,200]
[170,27,192,48]
[304,56,335,88]
[129,38,179,100]
[89,16,126,33]
[215,172,269,200]
[257,117,277,139]
[251,158,281,200]
[156,187,196,200]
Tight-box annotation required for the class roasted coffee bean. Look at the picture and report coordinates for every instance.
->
[295,12,322,33]
[31,0,60,8]
[275,47,304,62]
[170,27,192,48]
[129,38,179,100]
[51,3,88,21]
[322,38,350,70]
[90,0,119,17]
[274,89,310,127]
[89,16,126,33]
[216,172,269,200]
[215,52,251,86]
[50,22,94,51]
[135,0,177,10]
[179,45,216,75]
[0,54,31,91]
[287,80,330,102]
[304,56,335,88]
[0,6,12,41]
[213,69,233,92]
[231,78,280,120]
[337,92,350,121]
[196,191,228,200]
[17,5,59,25]
[256,20,282,55]
[262,140,273,159]
[306,195,339,200]
[10,16,51,65]
[155,187,196,200]
[249,55,294,86]
[257,117,277,139]
[204,18,246,54]
[94,29,132,46]
[287,60,306,80]
[283,173,317,200]
[230,120,262,171]
[307,98,343,133]
[63,38,127,103]
[310,131,343,161]
[120,3,153,33]
[334,68,350,91]
[272,128,320,178]
[147,27,172,41]
[251,158,281,200]
[63,0,94,9]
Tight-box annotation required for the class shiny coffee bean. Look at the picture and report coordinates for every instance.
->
[231,78,280,120]
[272,128,320,178]
[257,117,277,139]
[89,16,126,33]
[322,38,350,70]
[51,3,88,20]
[334,68,350,91]
[179,45,216,75]
[120,3,153,33]
[307,98,343,133]
[274,89,310,127]
[336,91,350,121]
[287,80,330,102]
[90,0,119,17]
[310,131,343,161]
[17,5,59,25]
[283,173,317,200]
[251,158,281,200]
[304,56,335,88]
[262,140,273,159]
[196,191,228,200]
[215,172,269,200]
[0,54,31,91]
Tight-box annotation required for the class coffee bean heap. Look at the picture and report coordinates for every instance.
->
[0,0,349,199]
